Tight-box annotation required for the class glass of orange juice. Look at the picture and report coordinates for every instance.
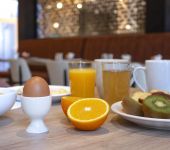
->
[69,60,96,97]
[102,62,131,106]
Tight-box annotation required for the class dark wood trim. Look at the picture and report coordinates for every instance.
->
[145,0,170,33]
[165,0,170,32]
[145,0,165,33]
[18,0,37,40]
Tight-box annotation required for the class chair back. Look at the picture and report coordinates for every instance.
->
[151,54,162,60]
[54,53,63,61]
[10,58,32,84]
[121,54,132,62]
[46,60,68,85]
[65,52,75,60]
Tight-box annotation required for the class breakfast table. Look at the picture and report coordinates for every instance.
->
[1,98,170,150]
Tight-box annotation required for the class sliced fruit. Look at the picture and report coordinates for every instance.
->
[61,96,81,116]
[143,95,170,118]
[67,98,109,131]
[122,96,143,116]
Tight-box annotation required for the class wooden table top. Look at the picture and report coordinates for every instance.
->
[1,99,170,150]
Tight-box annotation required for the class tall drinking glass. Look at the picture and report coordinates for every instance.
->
[69,60,96,97]
[102,62,131,105]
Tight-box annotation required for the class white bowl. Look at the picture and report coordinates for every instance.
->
[0,88,17,115]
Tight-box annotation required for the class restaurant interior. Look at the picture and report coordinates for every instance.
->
[0,0,169,86]
[1,0,170,149]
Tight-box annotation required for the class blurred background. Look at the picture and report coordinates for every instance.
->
[0,0,169,86]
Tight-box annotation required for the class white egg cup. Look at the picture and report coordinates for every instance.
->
[21,96,51,134]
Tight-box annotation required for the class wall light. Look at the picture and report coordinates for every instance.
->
[77,3,83,9]
[56,2,63,9]
[53,22,60,28]
[125,24,132,30]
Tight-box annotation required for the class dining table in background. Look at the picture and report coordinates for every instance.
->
[0,88,170,150]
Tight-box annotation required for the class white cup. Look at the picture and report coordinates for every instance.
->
[94,59,129,98]
[133,60,170,92]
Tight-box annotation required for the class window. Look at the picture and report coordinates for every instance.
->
[0,0,18,71]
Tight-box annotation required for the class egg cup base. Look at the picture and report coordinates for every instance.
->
[26,119,48,134]
[21,96,51,134]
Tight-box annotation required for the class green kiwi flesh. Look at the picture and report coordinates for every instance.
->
[143,95,170,119]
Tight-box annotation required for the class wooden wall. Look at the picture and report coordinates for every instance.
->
[19,33,170,63]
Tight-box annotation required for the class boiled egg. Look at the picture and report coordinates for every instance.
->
[23,76,50,97]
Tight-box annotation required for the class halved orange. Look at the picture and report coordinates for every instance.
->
[67,98,109,131]
[61,96,81,116]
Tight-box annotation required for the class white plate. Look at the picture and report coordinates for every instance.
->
[8,85,70,102]
[111,101,170,130]
[49,85,70,101]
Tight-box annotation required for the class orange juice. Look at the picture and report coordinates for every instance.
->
[103,70,130,105]
[69,68,96,97]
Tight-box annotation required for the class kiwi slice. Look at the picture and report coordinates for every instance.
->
[143,95,170,119]
[122,97,143,116]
